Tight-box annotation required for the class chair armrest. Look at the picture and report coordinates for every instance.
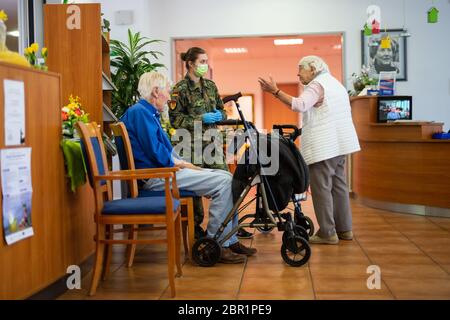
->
[116,168,180,174]
[94,171,173,181]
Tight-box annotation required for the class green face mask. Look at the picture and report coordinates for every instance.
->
[194,64,208,77]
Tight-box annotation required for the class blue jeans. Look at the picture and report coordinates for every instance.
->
[144,168,239,247]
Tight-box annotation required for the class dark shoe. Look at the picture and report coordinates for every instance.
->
[229,242,257,256]
[237,228,254,239]
[219,248,246,264]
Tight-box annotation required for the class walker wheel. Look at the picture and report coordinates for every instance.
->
[283,225,309,245]
[191,238,221,267]
[256,225,275,234]
[295,214,315,237]
[281,235,311,267]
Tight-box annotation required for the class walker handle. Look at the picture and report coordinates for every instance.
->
[222,92,242,104]
[273,124,302,141]
[216,119,254,127]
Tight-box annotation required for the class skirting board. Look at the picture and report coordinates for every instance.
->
[27,254,94,300]
[353,194,450,218]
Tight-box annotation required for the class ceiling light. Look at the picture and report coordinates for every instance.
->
[7,30,20,37]
[274,38,304,46]
[224,48,248,54]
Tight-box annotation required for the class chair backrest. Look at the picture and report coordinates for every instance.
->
[110,122,139,198]
[77,122,113,214]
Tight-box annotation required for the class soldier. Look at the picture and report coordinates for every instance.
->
[170,47,253,239]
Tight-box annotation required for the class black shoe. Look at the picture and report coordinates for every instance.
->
[229,242,257,256]
[237,228,254,239]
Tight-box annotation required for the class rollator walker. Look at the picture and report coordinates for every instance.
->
[191,92,314,267]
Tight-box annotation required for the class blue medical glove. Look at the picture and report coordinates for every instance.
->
[202,112,217,124]
[214,110,223,122]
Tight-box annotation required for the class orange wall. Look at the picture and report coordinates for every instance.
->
[174,35,343,130]
[213,54,342,129]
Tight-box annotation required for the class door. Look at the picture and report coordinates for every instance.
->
[263,83,301,145]
[263,83,300,131]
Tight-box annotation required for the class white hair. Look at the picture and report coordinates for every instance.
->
[138,71,169,100]
[298,55,329,75]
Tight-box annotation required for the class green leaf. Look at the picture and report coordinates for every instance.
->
[109,30,165,118]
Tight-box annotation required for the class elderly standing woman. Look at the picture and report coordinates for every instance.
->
[258,56,360,245]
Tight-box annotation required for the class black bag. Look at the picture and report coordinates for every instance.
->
[232,133,309,212]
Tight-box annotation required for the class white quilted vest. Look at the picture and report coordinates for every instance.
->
[300,72,360,165]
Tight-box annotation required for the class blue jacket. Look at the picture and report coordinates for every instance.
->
[121,99,174,169]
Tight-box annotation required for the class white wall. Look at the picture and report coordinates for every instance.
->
[78,0,450,129]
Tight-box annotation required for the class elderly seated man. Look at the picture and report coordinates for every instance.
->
[121,71,256,264]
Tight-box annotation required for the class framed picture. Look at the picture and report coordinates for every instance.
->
[361,29,408,81]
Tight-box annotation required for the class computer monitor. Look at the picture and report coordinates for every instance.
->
[377,96,412,123]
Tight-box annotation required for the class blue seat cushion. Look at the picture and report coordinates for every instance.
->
[138,189,197,198]
[102,197,180,215]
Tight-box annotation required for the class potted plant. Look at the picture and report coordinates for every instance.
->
[110,29,165,118]
[24,43,48,71]
[61,95,89,138]
[350,65,378,95]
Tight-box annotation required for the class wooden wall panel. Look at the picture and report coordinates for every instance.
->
[44,3,103,124]
[43,3,102,283]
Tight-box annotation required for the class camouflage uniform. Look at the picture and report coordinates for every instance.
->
[170,74,229,226]
[170,74,228,171]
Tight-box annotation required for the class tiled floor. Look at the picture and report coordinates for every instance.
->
[59,198,450,300]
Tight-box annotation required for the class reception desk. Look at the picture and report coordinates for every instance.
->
[350,96,450,217]
[0,62,95,299]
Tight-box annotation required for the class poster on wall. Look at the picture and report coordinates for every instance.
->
[361,29,407,81]
[378,71,397,96]
[1,148,33,245]
[3,79,26,146]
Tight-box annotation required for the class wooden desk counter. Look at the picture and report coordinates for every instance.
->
[350,96,450,216]
[0,62,95,299]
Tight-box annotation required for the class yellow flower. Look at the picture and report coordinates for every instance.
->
[41,47,48,58]
[68,102,77,110]
[169,128,176,136]
[30,43,39,53]
[0,10,8,22]
[24,47,32,56]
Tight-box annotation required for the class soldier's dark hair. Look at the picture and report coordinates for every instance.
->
[180,47,206,70]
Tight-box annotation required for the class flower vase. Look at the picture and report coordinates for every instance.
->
[353,80,365,92]
[0,20,7,52]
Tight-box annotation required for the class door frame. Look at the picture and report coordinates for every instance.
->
[171,31,346,86]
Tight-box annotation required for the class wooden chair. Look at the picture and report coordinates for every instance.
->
[110,122,195,264]
[77,121,182,297]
